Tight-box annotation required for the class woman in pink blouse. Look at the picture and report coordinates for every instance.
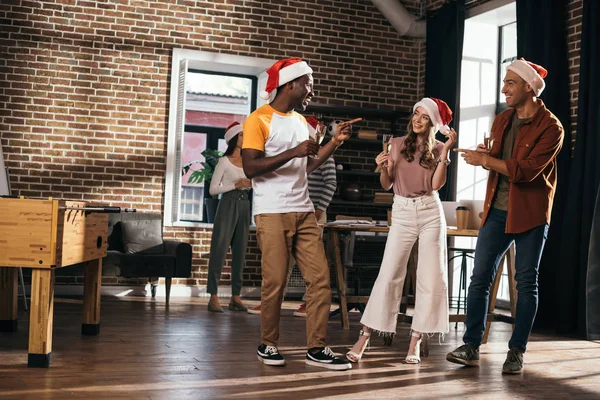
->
[347,98,457,364]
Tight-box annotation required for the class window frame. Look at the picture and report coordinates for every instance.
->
[179,125,224,224]
[496,21,517,115]
[164,49,273,228]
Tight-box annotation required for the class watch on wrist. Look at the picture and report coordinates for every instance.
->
[439,158,451,165]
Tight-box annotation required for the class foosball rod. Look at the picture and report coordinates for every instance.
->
[60,206,137,213]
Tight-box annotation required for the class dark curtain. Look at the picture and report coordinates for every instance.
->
[424,0,465,201]
[556,0,600,337]
[588,185,600,340]
[515,0,574,331]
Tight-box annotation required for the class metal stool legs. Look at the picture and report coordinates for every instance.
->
[18,267,28,311]
[448,249,474,329]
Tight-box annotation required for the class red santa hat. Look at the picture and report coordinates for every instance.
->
[260,58,313,103]
[412,97,453,134]
[224,121,242,144]
[506,57,548,97]
[305,116,321,137]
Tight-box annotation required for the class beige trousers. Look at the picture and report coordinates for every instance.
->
[361,192,449,335]
[255,212,331,348]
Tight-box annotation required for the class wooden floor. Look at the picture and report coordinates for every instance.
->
[1,295,599,400]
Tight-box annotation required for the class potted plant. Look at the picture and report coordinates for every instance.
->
[182,148,223,223]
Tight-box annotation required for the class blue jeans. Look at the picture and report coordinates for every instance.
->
[463,208,549,352]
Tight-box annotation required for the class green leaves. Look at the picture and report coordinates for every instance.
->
[185,148,223,187]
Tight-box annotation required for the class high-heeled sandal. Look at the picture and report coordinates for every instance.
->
[346,330,371,363]
[405,331,429,364]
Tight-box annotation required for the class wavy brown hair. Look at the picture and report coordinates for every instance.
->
[399,119,438,170]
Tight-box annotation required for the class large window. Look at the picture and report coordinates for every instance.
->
[179,72,254,223]
[164,49,273,227]
[498,22,517,107]
[454,1,516,304]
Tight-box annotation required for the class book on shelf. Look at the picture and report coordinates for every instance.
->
[373,192,394,204]
[357,130,378,140]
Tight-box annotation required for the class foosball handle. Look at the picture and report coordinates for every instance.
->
[103,207,137,213]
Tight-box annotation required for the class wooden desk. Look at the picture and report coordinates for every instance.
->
[0,198,108,367]
[325,224,516,344]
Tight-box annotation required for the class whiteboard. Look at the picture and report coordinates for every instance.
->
[0,144,9,195]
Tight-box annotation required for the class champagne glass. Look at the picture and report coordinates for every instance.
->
[375,134,393,172]
[310,124,327,159]
[382,134,393,155]
[483,133,494,151]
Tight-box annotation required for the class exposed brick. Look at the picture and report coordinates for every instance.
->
[0,0,581,291]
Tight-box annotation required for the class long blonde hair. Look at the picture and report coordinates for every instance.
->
[399,119,438,170]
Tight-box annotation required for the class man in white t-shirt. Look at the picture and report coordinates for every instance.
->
[242,58,353,370]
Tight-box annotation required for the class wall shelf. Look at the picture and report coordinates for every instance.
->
[330,199,392,207]
[345,137,382,145]
[336,170,380,177]
[305,103,409,120]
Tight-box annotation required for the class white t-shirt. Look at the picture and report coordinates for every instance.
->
[209,156,248,196]
[242,104,314,215]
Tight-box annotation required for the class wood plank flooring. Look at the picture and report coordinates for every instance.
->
[1,295,599,399]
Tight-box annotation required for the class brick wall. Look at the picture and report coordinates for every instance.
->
[0,0,425,290]
[0,0,584,292]
[566,0,582,147]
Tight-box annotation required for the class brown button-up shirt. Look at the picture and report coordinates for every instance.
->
[481,99,564,234]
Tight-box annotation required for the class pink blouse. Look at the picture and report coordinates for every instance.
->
[388,136,444,198]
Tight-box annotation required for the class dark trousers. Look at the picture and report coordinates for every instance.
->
[206,190,250,296]
[464,208,548,352]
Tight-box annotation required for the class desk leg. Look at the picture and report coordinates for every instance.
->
[0,267,18,332]
[327,231,349,330]
[28,269,54,368]
[82,258,102,336]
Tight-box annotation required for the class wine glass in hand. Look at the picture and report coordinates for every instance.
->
[483,133,494,152]
[310,125,327,159]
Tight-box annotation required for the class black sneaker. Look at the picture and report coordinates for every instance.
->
[257,344,285,366]
[446,343,480,367]
[306,347,352,371]
[502,348,524,374]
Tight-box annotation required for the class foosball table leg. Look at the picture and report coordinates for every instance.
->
[82,258,102,336]
[28,269,55,368]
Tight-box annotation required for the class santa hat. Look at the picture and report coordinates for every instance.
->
[506,57,548,97]
[412,97,453,134]
[305,116,321,137]
[224,122,242,144]
[260,58,313,103]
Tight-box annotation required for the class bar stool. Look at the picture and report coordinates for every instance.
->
[448,247,475,329]
[18,268,28,311]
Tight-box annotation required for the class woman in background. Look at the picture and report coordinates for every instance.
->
[347,98,456,364]
[206,122,252,313]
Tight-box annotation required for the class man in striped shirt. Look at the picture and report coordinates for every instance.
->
[292,152,337,316]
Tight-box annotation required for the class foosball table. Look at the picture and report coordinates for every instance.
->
[0,197,119,367]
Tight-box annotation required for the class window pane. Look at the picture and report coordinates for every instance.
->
[218,138,228,153]
[185,72,251,128]
[499,22,517,104]
[481,63,496,105]
[501,22,517,61]
[180,131,207,222]
[460,61,481,108]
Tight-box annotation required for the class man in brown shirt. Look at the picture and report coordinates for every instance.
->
[446,58,564,374]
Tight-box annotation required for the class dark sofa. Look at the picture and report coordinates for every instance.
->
[103,212,192,303]
[53,213,192,303]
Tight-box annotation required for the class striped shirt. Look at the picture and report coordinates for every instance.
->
[308,156,337,211]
